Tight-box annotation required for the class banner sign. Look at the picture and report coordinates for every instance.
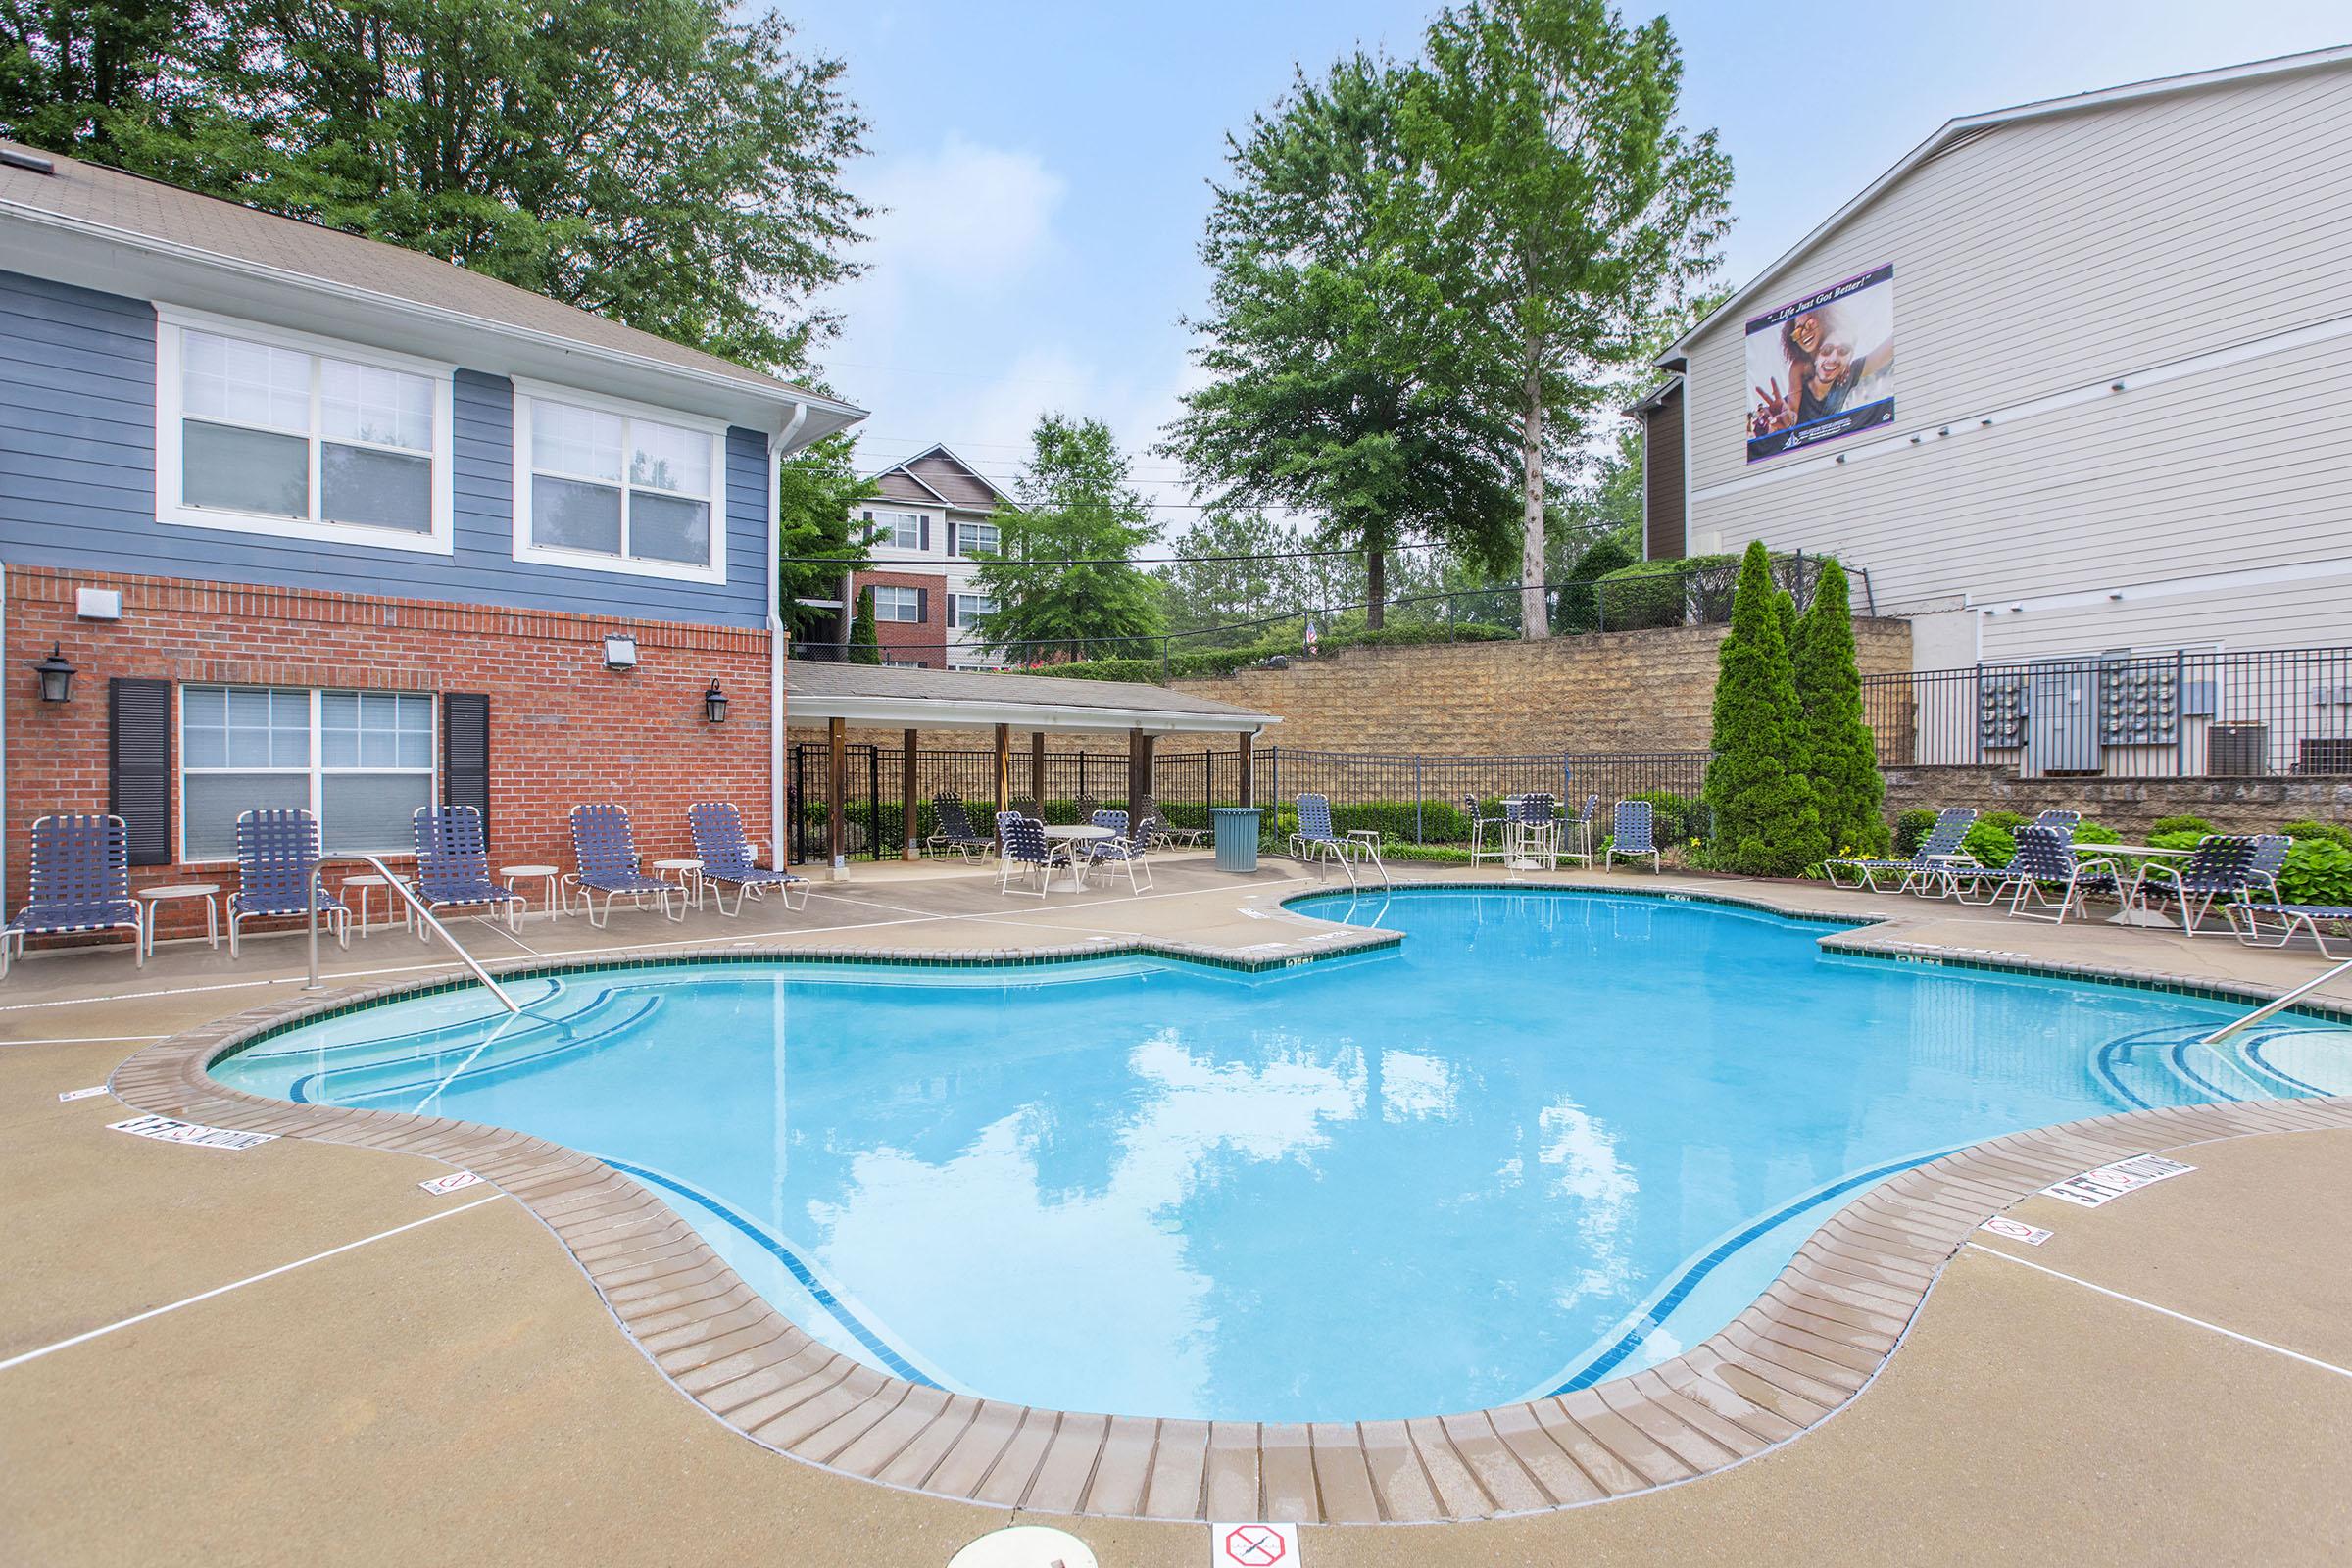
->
[1744,263,1895,462]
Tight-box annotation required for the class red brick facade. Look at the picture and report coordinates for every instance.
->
[850,568,948,667]
[5,565,775,942]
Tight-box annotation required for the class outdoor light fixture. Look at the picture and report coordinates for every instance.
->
[703,680,728,723]
[31,643,74,703]
[602,633,639,671]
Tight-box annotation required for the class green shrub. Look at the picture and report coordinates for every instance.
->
[2279,839,2352,906]
[2146,830,2207,853]
[1702,542,1825,876]
[1961,820,2017,868]
[2073,821,2123,845]
[1593,553,1736,630]
[1789,560,1887,857]
[1892,808,1940,857]
[2149,814,2213,838]
[2278,819,2352,850]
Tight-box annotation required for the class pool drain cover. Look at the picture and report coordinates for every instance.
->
[946,1524,1099,1568]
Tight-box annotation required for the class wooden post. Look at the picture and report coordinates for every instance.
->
[1030,730,1047,808]
[1126,728,1146,826]
[994,723,1011,816]
[1239,729,1256,808]
[826,716,847,877]
[901,728,919,861]
[1138,732,1156,819]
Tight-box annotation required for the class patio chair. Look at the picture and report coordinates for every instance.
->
[2247,834,2292,903]
[1604,800,1662,873]
[229,808,348,957]
[2226,889,2352,958]
[2003,825,2124,924]
[2032,808,2082,834]
[1941,841,2043,906]
[1565,795,1601,864]
[925,792,999,862]
[688,802,810,916]
[567,804,682,928]
[1083,809,1154,894]
[2,814,143,977]
[1824,808,1978,894]
[2128,834,2261,934]
[413,805,525,932]
[1295,793,1388,889]
[997,811,1067,898]
[1464,794,1511,868]
[1508,792,1561,870]
[1140,797,1207,849]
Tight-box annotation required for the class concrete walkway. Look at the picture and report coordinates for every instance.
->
[4,859,2349,1563]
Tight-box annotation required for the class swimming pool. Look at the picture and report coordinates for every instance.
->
[208,887,2350,1424]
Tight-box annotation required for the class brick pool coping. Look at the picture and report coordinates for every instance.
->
[107,885,2352,1525]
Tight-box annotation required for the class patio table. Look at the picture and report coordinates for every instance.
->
[2100,843,2197,928]
[1042,823,1114,890]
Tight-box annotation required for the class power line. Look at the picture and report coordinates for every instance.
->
[781,539,1453,568]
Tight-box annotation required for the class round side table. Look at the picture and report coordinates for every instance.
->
[501,863,564,918]
[342,873,412,938]
[650,858,706,911]
[136,883,219,957]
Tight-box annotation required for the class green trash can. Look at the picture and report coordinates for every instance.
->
[1210,808,1263,873]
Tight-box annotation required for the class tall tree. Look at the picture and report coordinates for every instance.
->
[1,0,869,371]
[1790,560,1887,854]
[1408,0,1731,638]
[0,0,201,156]
[1164,52,1519,629]
[776,429,877,641]
[971,414,1163,659]
[847,587,880,665]
[1703,541,1825,875]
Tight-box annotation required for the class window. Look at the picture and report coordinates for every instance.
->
[862,510,926,550]
[884,659,930,669]
[513,382,727,583]
[155,308,454,553]
[950,592,998,629]
[871,586,924,623]
[954,519,1000,559]
[180,686,435,861]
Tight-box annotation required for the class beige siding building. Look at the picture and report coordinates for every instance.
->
[1638,47,2352,672]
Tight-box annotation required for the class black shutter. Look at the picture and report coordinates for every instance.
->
[919,514,931,552]
[443,693,490,836]
[109,678,172,866]
[916,587,930,625]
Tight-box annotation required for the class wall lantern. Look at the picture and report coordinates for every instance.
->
[703,680,729,724]
[32,643,75,703]
[602,633,639,671]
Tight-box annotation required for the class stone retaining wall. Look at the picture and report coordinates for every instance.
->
[1883,764,2352,836]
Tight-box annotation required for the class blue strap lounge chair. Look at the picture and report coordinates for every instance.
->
[229,808,348,957]
[2247,833,2292,903]
[1140,797,1206,850]
[997,811,1068,898]
[1082,809,1153,893]
[412,805,524,932]
[2129,834,2261,934]
[688,802,809,915]
[3,813,143,977]
[1295,793,1388,889]
[1605,799,1661,873]
[2227,889,2352,958]
[567,805,681,928]
[1824,807,1978,893]
[2004,825,2124,924]
[925,793,999,862]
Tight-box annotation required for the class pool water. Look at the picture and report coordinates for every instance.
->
[210,888,2351,1423]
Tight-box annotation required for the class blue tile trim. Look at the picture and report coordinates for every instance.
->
[601,1156,940,1390]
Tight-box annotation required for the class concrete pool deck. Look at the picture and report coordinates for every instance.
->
[4,857,2350,1562]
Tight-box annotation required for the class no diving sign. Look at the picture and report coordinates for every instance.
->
[1214,1522,1298,1567]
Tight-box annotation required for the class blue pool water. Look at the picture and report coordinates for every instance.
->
[209,888,2351,1422]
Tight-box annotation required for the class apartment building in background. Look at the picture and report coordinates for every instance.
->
[848,446,1008,668]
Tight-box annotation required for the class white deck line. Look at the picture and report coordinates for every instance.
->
[1965,1243,2352,1380]
[0,1196,503,1373]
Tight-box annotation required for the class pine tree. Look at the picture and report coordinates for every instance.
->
[1703,541,1825,874]
[848,589,880,665]
[1790,559,1887,856]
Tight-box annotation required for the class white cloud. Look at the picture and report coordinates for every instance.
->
[861,132,1066,293]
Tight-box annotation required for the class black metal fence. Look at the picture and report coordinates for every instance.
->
[1861,646,2352,780]
[787,743,1709,861]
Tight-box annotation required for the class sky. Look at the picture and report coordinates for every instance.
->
[781,0,2349,517]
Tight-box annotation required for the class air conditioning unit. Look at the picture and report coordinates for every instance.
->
[2297,737,2352,775]
[2208,723,2268,777]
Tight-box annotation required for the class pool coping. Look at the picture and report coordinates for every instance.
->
[107,883,2352,1526]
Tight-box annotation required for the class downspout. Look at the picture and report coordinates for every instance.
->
[1,562,9,918]
[770,401,808,867]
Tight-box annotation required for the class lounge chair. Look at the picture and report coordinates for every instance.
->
[1294,793,1388,889]
[1463,794,1510,868]
[567,804,681,927]
[997,811,1068,898]
[412,805,525,931]
[1081,809,1154,893]
[2032,808,2082,832]
[1140,797,1206,849]
[2,813,143,976]
[229,808,348,957]
[2003,825,2124,923]
[2247,833,2292,903]
[1824,807,1977,893]
[688,802,810,915]
[1604,799,1661,873]
[2129,834,2261,934]
[925,792,999,862]
[2227,890,2352,958]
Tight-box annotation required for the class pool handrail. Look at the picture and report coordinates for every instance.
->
[2198,951,2352,1044]
[304,853,521,1014]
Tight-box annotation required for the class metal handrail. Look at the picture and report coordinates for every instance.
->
[304,854,522,1014]
[2199,951,2352,1045]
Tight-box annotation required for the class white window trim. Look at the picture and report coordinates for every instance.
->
[861,508,927,552]
[955,519,1001,560]
[511,376,730,586]
[154,304,457,556]
[949,591,997,630]
[174,686,440,865]
[871,585,924,623]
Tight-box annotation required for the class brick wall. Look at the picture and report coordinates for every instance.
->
[1884,764,2352,838]
[6,566,773,940]
[849,569,946,667]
